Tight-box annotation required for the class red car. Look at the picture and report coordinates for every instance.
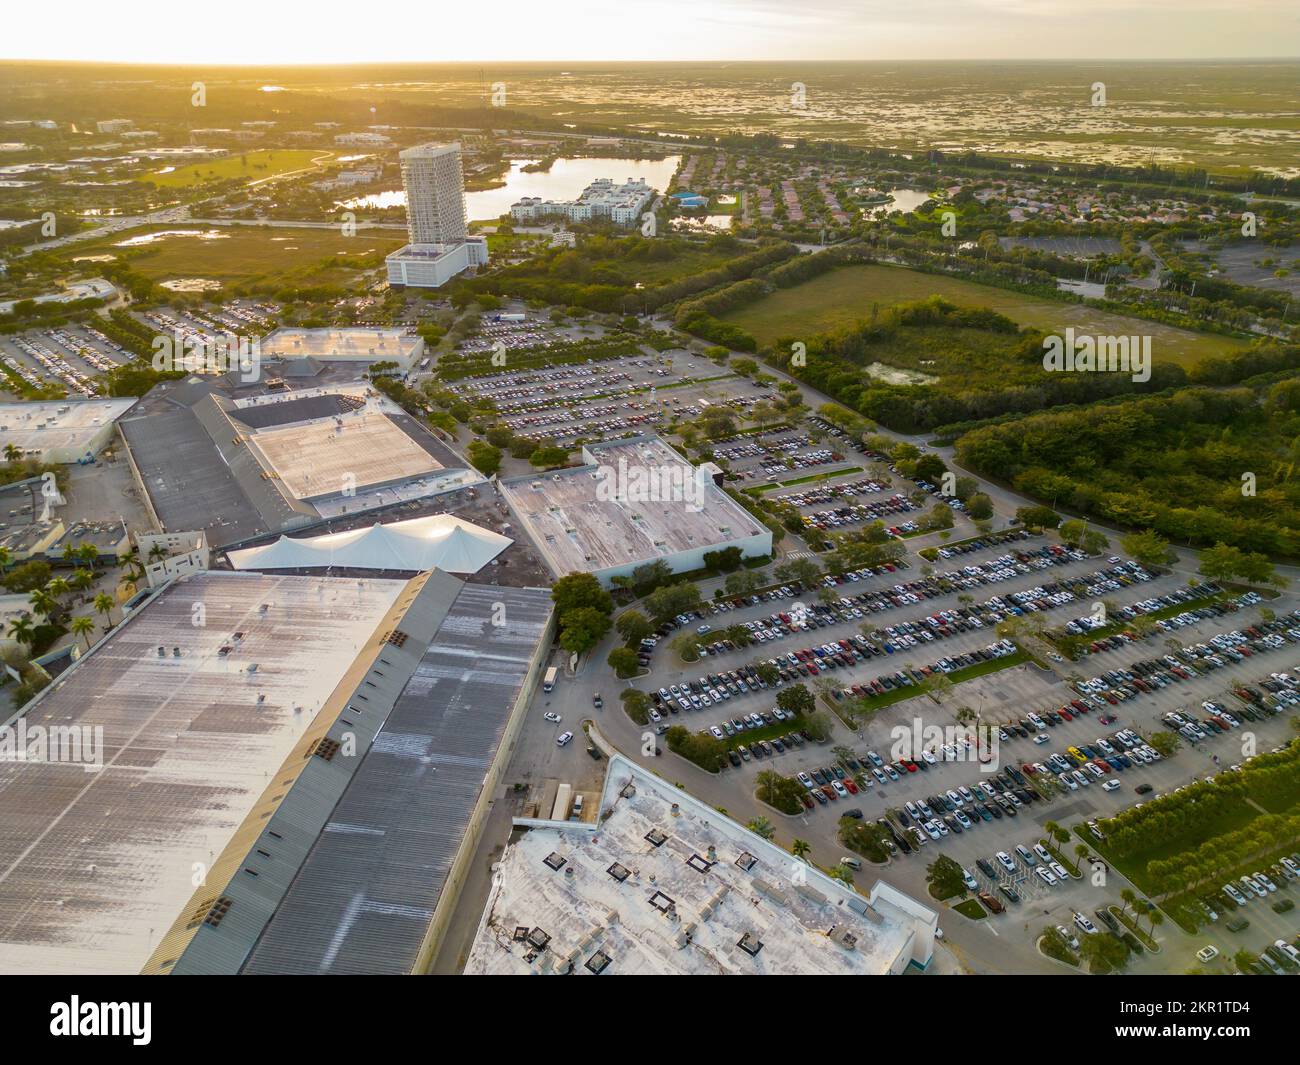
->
[843,778,859,794]
[821,785,837,801]
[1099,713,1117,725]
[1058,707,1073,720]
[901,760,918,773]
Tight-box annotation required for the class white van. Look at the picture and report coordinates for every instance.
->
[840,856,863,870]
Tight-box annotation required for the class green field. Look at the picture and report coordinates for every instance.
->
[721,262,1250,367]
[60,224,404,289]
[145,149,329,188]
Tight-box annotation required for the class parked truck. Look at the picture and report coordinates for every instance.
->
[543,666,558,692]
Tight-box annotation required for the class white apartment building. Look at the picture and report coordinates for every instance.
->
[334,131,392,146]
[95,119,134,134]
[511,177,655,227]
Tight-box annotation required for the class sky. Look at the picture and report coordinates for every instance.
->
[4,0,1299,63]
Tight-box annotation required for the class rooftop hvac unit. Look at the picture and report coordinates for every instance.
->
[156,646,165,657]
[247,663,259,674]
[172,647,181,658]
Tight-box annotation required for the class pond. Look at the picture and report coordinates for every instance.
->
[338,155,682,221]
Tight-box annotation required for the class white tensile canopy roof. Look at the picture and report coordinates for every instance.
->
[227,514,512,574]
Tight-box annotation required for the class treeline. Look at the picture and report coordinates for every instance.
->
[459,235,796,315]
[956,383,1300,556]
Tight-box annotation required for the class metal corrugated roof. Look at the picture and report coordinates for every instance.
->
[241,582,553,974]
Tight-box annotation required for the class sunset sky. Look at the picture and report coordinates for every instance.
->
[5,0,1299,63]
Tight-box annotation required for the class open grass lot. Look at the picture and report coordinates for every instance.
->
[57,225,404,288]
[145,149,330,188]
[721,262,1251,367]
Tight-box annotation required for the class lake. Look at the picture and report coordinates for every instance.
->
[339,155,681,221]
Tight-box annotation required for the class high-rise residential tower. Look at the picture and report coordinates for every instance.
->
[399,142,469,245]
[386,140,488,289]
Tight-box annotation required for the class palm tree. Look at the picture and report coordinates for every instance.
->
[746,816,775,840]
[93,592,115,628]
[1120,888,1136,916]
[6,615,35,647]
[3,443,21,463]
[70,615,96,650]
[47,577,70,603]
[27,588,56,621]
[147,543,168,563]
[77,543,99,569]
[0,545,11,575]
[69,569,94,597]
[791,839,811,861]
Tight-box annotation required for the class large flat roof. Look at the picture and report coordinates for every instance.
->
[242,582,553,974]
[259,327,421,363]
[498,436,767,575]
[0,398,136,458]
[465,755,935,975]
[0,571,409,975]
[247,410,442,502]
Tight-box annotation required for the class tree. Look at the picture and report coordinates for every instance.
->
[70,615,96,650]
[802,708,833,742]
[746,816,775,840]
[643,582,701,623]
[93,592,115,627]
[465,439,502,476]
[1059,518,1109,555]
[967,492,994,520]
[551,573,612,618]
[3,443,21,463]
[926,854,966,899]
[6,614,35,647]
[529,445,571,469]
[724,569,764,596]
[791,839,811,861]
[773,556,822,587]
[615,610,653,646]
[27,588,56,621]
[619,688,651,725]
[2,560,51,594]
[1015,505,1061,530]
[1120,529,1171,568]
[1198,542,1285,588]
[558,606,612,655]
[606,646,640,678]
[776,683,815,716]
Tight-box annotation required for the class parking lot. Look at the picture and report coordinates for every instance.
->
[444,347,772,445]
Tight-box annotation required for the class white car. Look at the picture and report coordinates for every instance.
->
[1057,925,1081,950]
[1050,861,1069,881]
[556,731,573,746]
[1196,945,1219,963]
[543,712,562,724]
[1223,883,1248,906]
[996,851,1016,873]
[1073,911,1099,935]
[1102,779,1121,792]
[962,868,978,892]
[1036,867,1058,887]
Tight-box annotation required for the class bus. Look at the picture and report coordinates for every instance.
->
[543,666,558,692]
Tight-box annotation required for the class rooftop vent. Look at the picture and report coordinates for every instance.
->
[543,852,567,872]
[737,931,764,957]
